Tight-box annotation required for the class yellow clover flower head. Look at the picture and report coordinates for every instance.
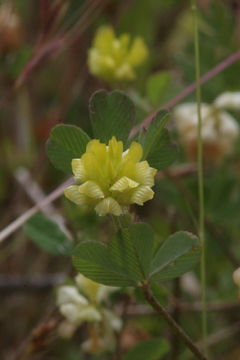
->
[64,136,157,216]
[88,26,148,83]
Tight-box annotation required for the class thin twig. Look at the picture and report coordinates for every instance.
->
[15,0,107,89]
[130,50,240,138]
[0,178,74,243]
[14,167,59,216]
[141,282,208,360]
[14,167,72,238]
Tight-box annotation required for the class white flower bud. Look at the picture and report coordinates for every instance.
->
[59,303,102,325]
[233,267,240,287]
[57,285,88,306]
[174,102,239,162]
[214,92,240,110]
[60,303,82,324]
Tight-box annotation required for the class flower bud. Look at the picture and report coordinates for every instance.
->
[214,92,240,111]
[174,102,239,163]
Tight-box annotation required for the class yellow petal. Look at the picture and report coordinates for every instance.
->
[81,152,100,182]
[119,33,130,49]
[124,141,143,162]
[72,159,86,182]
[95,197,122,216]
[112,34,130,61]
[93,26,115,54]
[115,63,135,80]
[86,139,108,164]
[127,37,148,66]
[78,181,104,199]
[64,185,87,205]
[131,186,154,205]
[86,139,101,153]
[108,136,123,163]
[110,176,139,192]
[88,48,101,75]
[135,161,157,186]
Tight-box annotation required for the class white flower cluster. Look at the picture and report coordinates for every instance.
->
[233,267,240,298]
[174,92,240,162]
[57,274,122,354]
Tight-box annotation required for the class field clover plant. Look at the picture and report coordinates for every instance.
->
[2,1,240,359]
[24,89,203,358]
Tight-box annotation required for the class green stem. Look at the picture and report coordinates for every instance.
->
[191,0,207,354]
[141,282,208,360]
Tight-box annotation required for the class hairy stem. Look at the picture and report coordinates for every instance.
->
[141,282,208,360]
[191,0,207,354]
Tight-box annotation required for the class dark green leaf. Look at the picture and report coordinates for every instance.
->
[146,129,177,170]
[141,110,170,160]
[150,231,200,281]
[72,223,155,286]
[46,124,90,173]
[123,338,169,360]
[73,241,136,287]
[109,223,155,281]
[90,90,135,144]
[24,214,72,255]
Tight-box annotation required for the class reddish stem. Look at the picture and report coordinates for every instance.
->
[130,50,240,137]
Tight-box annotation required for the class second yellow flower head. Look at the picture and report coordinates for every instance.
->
[88,26,148,83]
[64,137,157,216]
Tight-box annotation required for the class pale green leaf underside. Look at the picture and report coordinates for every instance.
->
[73,241,135,287]
[73,223,154,287]
[72,226,200,286]
[109,223,155,281]
[150,231,201,281]
[24,214,72,255]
